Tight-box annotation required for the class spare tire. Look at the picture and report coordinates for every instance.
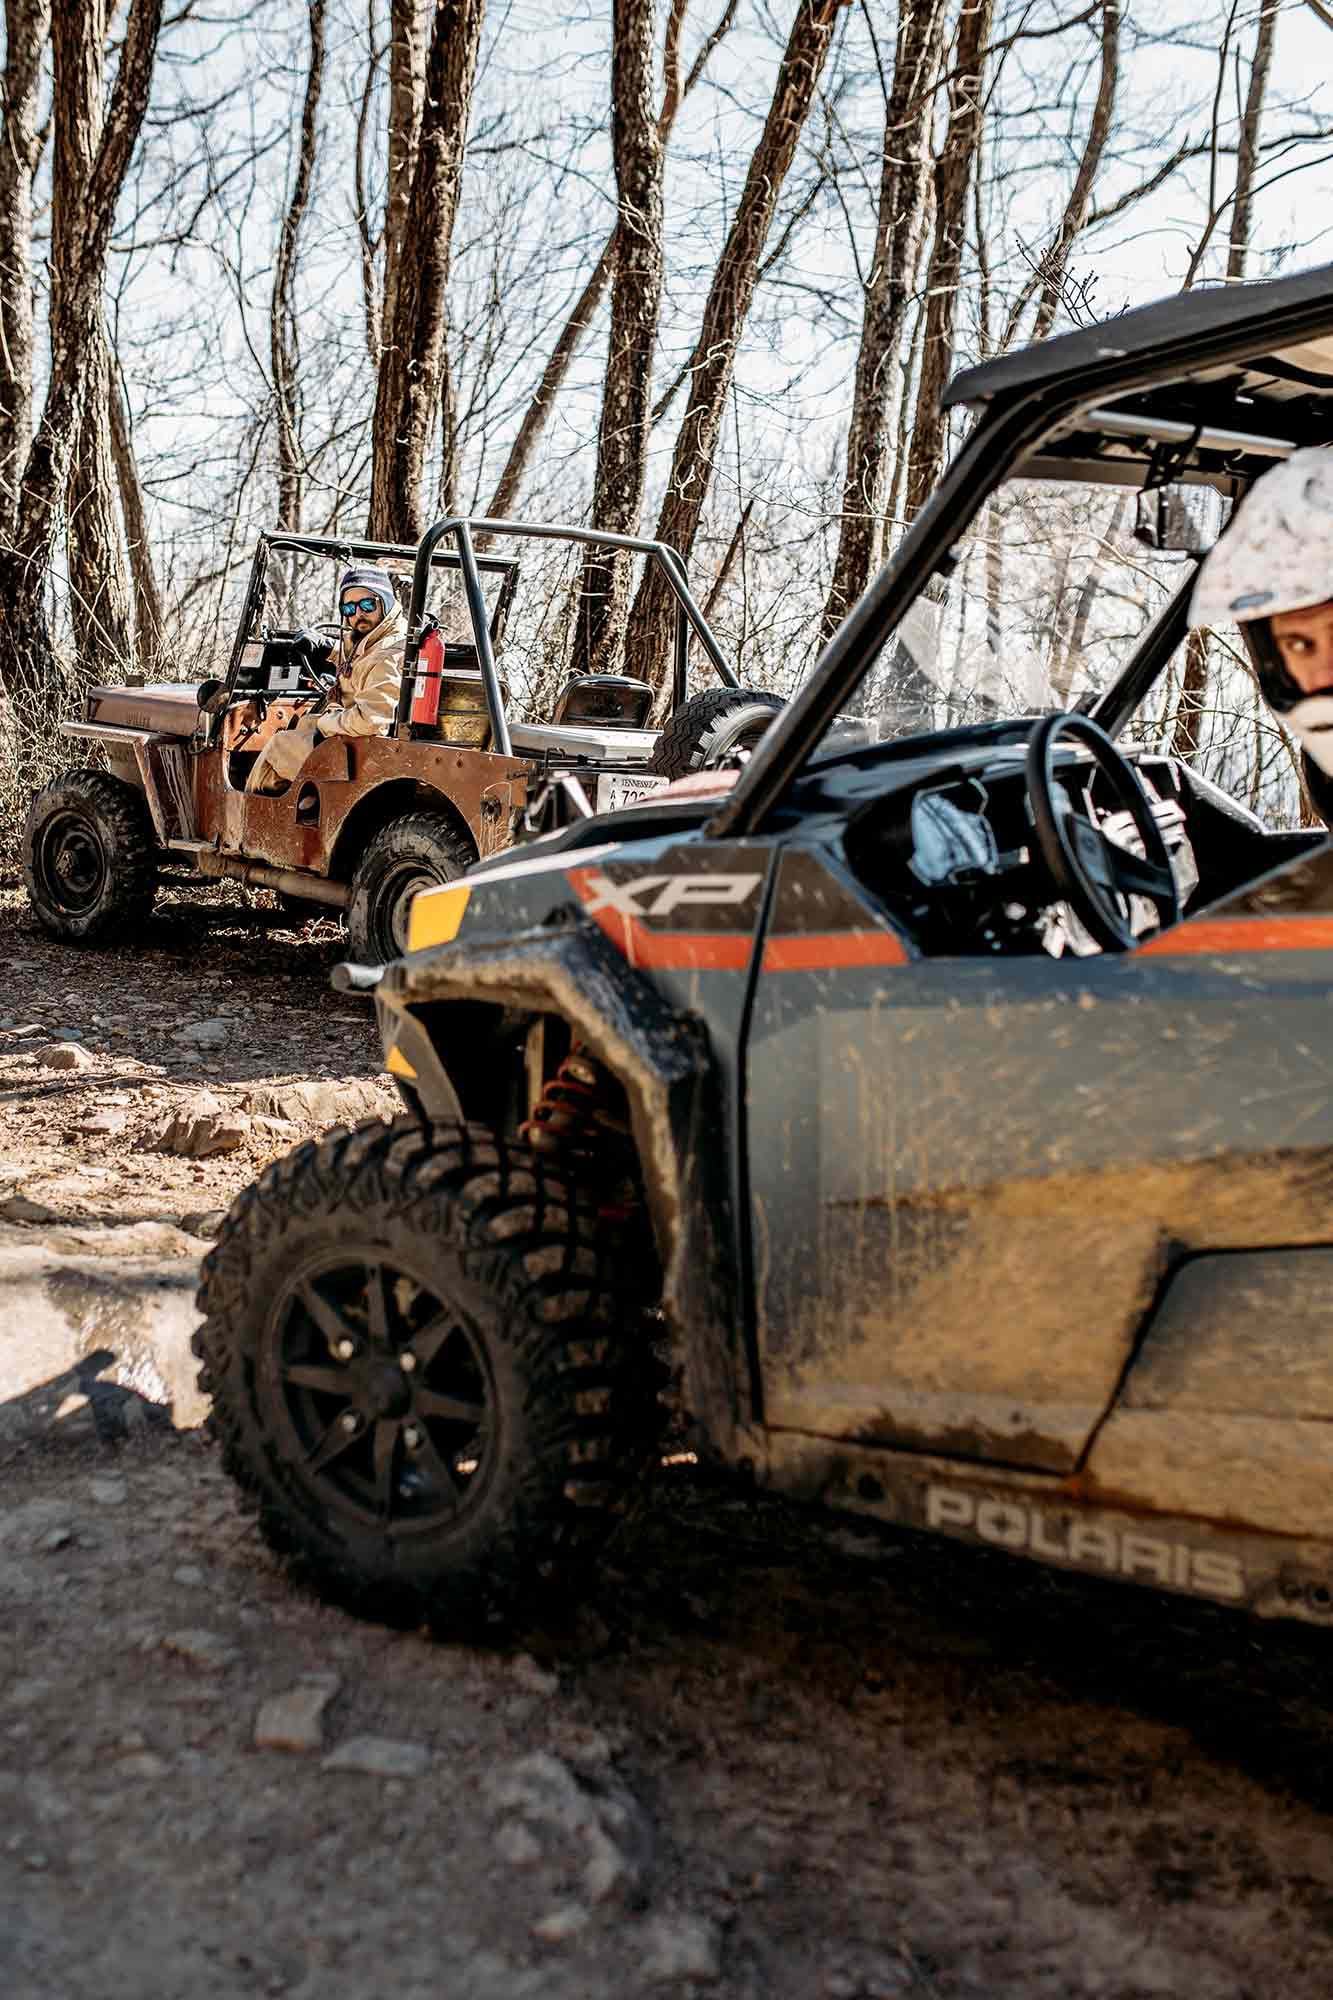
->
[647,689,785,781]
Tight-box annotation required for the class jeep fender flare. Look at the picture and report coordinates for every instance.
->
[378,923,748,1447]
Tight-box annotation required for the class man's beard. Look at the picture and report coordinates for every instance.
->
[1283,693,1333,775]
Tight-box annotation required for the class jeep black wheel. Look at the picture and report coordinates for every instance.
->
[648,688,785,781]
[22,769,158,942]
[194,1118,655,1630]
[346,811,474,962]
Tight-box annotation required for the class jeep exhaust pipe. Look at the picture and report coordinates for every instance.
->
[194,851,348,909]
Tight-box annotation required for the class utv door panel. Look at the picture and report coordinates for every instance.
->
[1088,1248,1333,1536]
[745,844,1333,1473]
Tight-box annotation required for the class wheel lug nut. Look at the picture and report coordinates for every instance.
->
[403,1425,422,1451]
[339,1411,359,1433]
[335,1339,356,1361]
[399,1351,417,1373]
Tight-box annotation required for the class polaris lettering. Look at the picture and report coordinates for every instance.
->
[925,1487,1246,1601]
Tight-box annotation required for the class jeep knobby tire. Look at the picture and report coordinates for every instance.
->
[345,811,474,963]
[648,688,785,781]
[23,768,158,942]
[193,1117,655,1630]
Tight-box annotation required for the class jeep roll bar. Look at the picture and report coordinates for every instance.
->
[225,531,520,697]
[401,516,740,759]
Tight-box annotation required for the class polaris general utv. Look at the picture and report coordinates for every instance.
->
[22,520,774,960]
[198,263,1333,1634]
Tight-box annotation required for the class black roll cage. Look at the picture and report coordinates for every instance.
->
[402,517,740,759]
[707,265,1333,840]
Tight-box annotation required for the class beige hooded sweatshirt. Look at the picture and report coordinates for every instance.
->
[246,602,408,791]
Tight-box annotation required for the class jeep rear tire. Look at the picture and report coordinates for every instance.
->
[648,688,784,781]
[23,769,158,942]
[193,1117,654,1631]
[345,811,475,962]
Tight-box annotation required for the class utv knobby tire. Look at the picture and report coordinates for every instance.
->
[193,1117,655,1631]
[22,768,158,942]
[345,811,475,962]
[648,688,785,781]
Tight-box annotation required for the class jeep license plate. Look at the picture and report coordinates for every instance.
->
[594,772,668,813]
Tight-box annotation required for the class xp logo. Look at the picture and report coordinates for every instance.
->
[577,869,763,923]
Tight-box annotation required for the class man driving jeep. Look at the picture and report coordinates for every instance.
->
[246,565,408,795]
[1191,448,1333,827]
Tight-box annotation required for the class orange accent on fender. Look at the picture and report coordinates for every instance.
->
[1137,915,1333,957]
[761,929,910,972]
[568,867,753,971]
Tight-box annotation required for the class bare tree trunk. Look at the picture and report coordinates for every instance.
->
[0,0,162,705]
[380,0,427,355]
[485,239,614,520]
[0,0,49,541]
[108,353,166,671]
[67,322,132,672]
[622,0,844,695]
[821,0,949,642]
[1171,0,1276,757]
[270,0,326,530]
[574,0,665,673]
[367,0,486,544]
[1001,0,1120,347]
[703,497,754,621]
[903,0,992,522]
[485,0,737,521]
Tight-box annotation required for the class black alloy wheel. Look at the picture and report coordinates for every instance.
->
[195,1117,657,1629]
[263,1249,494,1536]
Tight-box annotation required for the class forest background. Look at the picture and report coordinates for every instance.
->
[1,0,1331,861]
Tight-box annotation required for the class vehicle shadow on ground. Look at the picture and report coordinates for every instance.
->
[588,1467,1333,1814]
[0,1348,175,1456]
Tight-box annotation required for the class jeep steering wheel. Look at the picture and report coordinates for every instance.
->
[1025,712,1179,952]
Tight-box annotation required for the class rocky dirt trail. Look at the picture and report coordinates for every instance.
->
[5,889,1333,1998]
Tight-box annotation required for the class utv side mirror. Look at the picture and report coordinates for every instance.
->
[196,678,226,711]
[1132,484,1229,557]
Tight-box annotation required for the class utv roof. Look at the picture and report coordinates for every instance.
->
[942,260,1333,489]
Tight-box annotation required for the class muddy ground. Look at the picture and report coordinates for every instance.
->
[4,886,1333,1999]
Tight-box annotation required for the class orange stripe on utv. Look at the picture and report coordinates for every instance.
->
[761,930,910,972]
[1138,916,1333,957]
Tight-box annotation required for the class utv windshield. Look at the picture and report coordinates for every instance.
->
[807,476,1299,822]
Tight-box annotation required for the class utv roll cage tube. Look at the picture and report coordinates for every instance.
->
[708,259,1333,842]
[399,516,740,759]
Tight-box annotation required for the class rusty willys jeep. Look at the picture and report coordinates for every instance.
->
[22,519,768,961]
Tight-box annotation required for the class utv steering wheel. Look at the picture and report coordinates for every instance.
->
[1025,712,1179,952]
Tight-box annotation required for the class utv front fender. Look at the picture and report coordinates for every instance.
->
[377,922,749,1449]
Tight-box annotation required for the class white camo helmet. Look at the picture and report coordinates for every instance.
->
[1191,447,1333,627]
[1191,446,1333,776]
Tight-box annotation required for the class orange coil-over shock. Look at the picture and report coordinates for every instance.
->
[520,1043,631,1169]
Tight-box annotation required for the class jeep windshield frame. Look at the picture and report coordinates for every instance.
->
[225,532,520,707]
[706,259,1333,839]
[405,516,740,760]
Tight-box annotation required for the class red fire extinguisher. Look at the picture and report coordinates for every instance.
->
[410,620,445,728]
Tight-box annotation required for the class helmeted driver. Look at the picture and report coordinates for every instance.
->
[246,565,408,796]
[1191,447,1333,826]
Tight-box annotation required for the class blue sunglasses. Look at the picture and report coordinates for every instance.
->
[340,595,382,617]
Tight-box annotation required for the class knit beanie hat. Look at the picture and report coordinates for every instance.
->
[338,566,397,619]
